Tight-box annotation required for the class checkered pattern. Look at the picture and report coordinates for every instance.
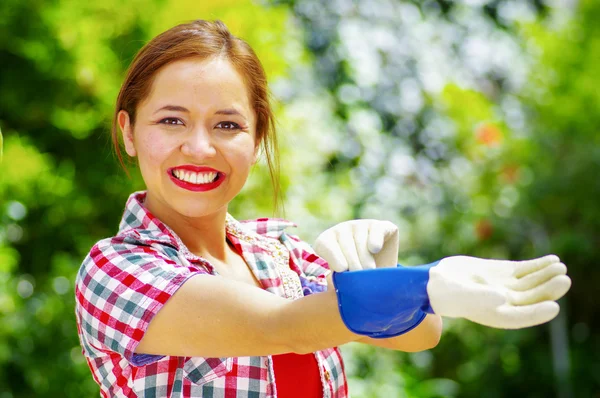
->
[75,191,348,397]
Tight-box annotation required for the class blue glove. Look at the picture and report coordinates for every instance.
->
[332,261,439,338]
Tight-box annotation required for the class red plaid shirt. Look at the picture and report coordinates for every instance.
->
[75,191,348,397]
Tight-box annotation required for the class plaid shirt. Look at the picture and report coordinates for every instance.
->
[75,191,348,398]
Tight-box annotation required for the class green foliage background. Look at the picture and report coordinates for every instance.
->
[0,0,597,397]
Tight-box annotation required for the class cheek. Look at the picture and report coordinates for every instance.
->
[136,131,174,170]
[232,140,258,171]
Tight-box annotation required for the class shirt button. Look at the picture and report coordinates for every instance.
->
[324,370,330,381]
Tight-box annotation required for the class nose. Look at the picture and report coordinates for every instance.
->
[180,127,217,159]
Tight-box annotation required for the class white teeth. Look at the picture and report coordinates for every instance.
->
[172,170,218,185]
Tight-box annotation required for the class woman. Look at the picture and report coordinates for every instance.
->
[75,19,571,398]
[75,19,442,398]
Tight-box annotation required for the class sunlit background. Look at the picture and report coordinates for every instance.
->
[0,0,598,397]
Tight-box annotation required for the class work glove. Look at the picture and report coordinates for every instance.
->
[427,255,571,328]
[313,219,399,271]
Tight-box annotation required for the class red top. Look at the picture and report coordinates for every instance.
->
[272,352,323,398]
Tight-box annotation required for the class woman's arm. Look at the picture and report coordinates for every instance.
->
[136,271,441,360]
[135,273,361,358]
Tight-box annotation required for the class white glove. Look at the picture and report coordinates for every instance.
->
[428,255,572,329]
[313,220,399,271]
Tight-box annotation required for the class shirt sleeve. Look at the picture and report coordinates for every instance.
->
[75,235,207,366]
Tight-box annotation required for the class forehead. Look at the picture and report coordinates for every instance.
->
[143,57,252,113]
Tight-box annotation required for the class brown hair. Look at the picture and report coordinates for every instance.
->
[111,19,281,211]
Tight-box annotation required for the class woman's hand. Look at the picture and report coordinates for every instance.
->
[428,255,572,328]
[313,220,399,271]
[314,220,571,332]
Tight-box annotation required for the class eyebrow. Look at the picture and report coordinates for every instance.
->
[153,105,189,114]
[153,105,247,120]
[215,108,246,119]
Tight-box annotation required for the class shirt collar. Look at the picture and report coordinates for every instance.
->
[117,191,181,249]
[116,191,295,255]
[116,191,304,298]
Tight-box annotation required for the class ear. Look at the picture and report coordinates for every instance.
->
[118,110,137,157]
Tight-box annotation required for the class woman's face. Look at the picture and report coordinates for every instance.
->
[119,56,257,219]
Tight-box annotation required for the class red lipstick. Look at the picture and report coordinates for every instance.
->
[167,165,225,192]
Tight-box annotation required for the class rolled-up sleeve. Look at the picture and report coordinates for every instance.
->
[75,235,206,366]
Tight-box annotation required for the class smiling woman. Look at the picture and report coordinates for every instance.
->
[73,19,445,398]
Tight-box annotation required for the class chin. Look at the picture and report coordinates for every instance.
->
[170,197,229,219]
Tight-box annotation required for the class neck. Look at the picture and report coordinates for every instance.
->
[143,192,230,261]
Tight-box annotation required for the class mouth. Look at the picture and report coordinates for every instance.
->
[168,166,226,192]
[170,169,221,185]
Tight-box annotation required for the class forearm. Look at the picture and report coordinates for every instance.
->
[355,314,442,351]
[271,288,363,354]
[266,272,444,354]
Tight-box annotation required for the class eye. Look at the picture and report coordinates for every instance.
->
[215,121,241,130]
[158,117,184,126]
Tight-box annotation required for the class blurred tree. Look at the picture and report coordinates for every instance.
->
[513,1,600,396]
[269,0,599,397]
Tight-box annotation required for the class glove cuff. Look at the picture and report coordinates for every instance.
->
[332,261,439,338]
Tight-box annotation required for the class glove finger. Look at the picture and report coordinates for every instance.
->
[366,223,384,254]
[490,301,560,329]
[355,225,377,270]
[371,221,399,268]
[338,227,365,271]
[508,275,572,306]
[509,262,567,291]
[367,220,398,250]
[513,254,560,278]
[313,231,349,272]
